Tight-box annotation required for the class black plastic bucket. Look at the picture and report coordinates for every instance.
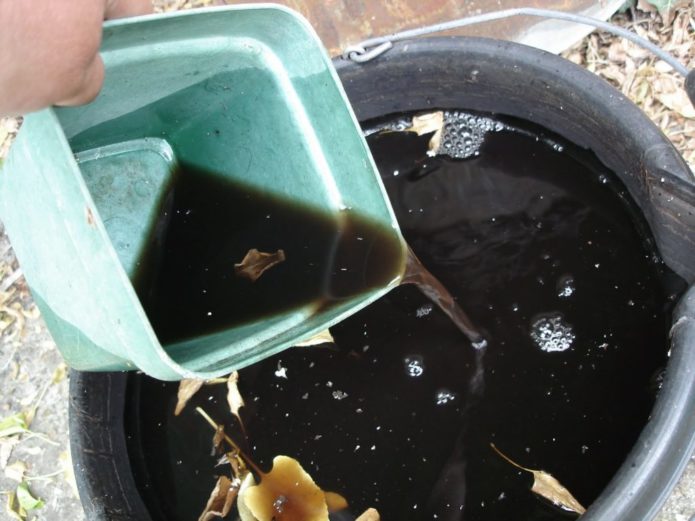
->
[70,37,695,521]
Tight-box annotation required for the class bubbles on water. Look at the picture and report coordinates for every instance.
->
[439,111,506,159]
[556,275,576,298]
[416,303,433,318]
[404,355,425,377]
[435,389,457,405]
[274,361,288,379]
[530,314,576,353]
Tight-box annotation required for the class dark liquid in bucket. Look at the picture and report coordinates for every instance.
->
[125,113,685,521]
[132,168,405,345]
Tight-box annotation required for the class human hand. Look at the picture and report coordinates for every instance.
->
[0,0,152,116]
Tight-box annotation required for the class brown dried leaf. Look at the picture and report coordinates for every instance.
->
[226,371,246,437]
[294,329,335,347]
[234,249,286,282]
[175,379,205,416]
[198,475,238,521]
[656,89,695,118]
[211,425,225,456]
[406,111,444,155]
[491,443,586,515]
[356,508,381,521]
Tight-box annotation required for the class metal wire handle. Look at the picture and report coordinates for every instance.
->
[342,7,695,104]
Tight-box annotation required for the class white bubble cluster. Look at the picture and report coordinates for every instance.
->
[439,111,506,159]
[530,314,575,353]
[404,355,425,377]
[557,276,576,298]
[435,389,457,405]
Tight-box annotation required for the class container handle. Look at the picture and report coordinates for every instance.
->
[342,7,695,106]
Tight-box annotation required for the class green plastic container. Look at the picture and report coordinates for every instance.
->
[0,5,405,380]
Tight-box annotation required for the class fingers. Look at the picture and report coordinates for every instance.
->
[105,0,153,19]
[0,0,105,116]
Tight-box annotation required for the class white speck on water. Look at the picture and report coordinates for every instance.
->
[393,170,400,176]
[436,390,457,405]
[472,338,488,350]
[416,303,433,318]
[332,390,348,400]
[581,445,589,454]
[314,434,322,440]
[354,445,361,452]
[498,492,506,500]
[274,361,288,379]
[404,356,425,377]
[207,311,212,316]
[301,393,309,399]
[530,314,575,353]
[326,380,333,388]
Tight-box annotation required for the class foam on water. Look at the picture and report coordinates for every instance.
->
[530,314,576,353]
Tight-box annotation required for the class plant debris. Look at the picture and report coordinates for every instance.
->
[6,481,44,520]
[234,249,286,282]
[198,475,238,521]
[294,329,335,347]
[226,371,245,431]
[491,443,586,514]
[406,111,444,156]
[240,455,347,521]
[356,508,381,521]
[0,413,28,438]
[174,378,205,416]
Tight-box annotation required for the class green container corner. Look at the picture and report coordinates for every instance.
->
[0,5,405,381]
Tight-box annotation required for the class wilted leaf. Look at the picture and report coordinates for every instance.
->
[227,371,245,430]
[406,111,444,156]
[198,475,238,521]
[242,455,347,521]
[656,90,695,118]
[294,329,335,347]
[491,443,585,514]
[5,490,24,520]
[4,461,26,482]
[52,363,68,384]
[16,482,44,511]
[0,413,28,438]
[175,379,205,416]
[234,249,286,282]
[0,437,19,468]
[212,425,226,456]
[356,508,381,521]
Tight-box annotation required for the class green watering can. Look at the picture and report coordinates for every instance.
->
[0,5,406,380]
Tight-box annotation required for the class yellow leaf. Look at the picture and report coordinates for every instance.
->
[294,330,335,347]
[175,379,205,416]
[406,111,444,156]
[4,461,26,482]
[491,443,586,514]
[234,249,286,282]
[52,363,68,384]
[198,475,238,521]
[356,508,380,521]
[243,456,332,521]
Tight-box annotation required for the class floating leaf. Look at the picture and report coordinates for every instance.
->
[16,482,44,511]
[234,249,286,282]
[239,455,347,521]
[226,371,245,430]
[491,443,585,514]
[356,508,381,521]
[175,379,205,416]
[0,413,28,439]
[198,475,238,521]
[294,330,335,347]
[406,111,444,156]
[324,491,349,512]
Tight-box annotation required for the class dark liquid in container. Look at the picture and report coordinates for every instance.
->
[125,113,685,521]
[132,166,405,345]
